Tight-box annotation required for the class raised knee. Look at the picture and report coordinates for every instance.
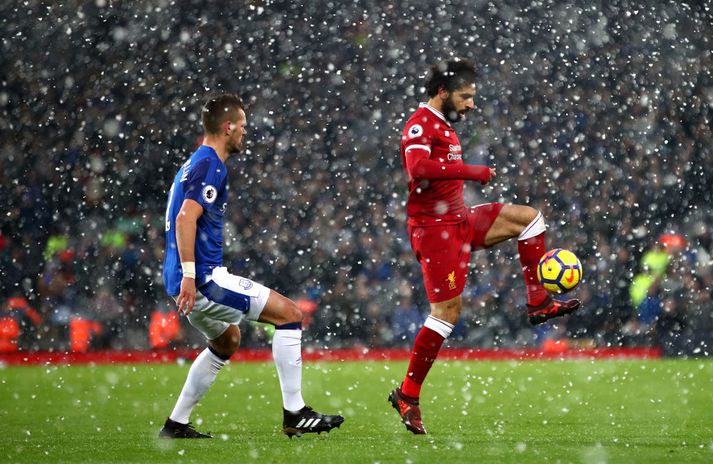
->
[525,206,539,222]
[287,303,304,324]
[519,208,545,239]
[272,302,304,329]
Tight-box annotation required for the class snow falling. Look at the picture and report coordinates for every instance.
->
[1,0,712,355]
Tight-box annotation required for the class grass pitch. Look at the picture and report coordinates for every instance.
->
[1,358,712,463]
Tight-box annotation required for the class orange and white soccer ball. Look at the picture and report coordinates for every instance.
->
[537,248,582,294]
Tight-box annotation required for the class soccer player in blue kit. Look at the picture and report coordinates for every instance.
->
[159,93,344,439]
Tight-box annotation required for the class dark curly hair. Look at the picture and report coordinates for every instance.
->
[425,59,478,97]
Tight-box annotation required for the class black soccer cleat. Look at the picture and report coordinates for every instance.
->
[527,295,581,325]
[282,406,345,438]
[388,387,426,435]
[158,417,212,439]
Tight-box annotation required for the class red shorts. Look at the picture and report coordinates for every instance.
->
[408,203,504,303]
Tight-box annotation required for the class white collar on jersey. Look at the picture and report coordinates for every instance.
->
[419,102,451,126]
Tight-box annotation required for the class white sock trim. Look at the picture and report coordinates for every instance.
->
[519,211,546,241]
[424,315,454,339]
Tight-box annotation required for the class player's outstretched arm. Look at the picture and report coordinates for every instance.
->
[175,199,204,315]
[406,151,495,184]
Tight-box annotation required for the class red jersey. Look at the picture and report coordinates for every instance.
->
[400,103,467,227]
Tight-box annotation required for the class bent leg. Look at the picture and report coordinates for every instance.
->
[485,204,549,306]
[483,204,539,246]
[257,290,304,327]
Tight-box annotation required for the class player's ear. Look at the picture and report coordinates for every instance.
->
[438,86,450,100]
[223,121,235,135]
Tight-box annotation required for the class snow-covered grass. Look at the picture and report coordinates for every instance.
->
[2,359,712,463]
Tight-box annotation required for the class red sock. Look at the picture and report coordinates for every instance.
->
[518,232,549,305]
[401,326,446,398]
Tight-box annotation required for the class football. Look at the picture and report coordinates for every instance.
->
[537,248,583,294]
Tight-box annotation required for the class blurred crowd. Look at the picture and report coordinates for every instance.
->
[1,1,712,355]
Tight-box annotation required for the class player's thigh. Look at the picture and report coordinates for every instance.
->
[466,203,505,249]
[411,224,469,304]
[173,292,230,341]
[257,290,303,327]
[187,267,271,340]
[185,293,232,341]
[483,204,538,247]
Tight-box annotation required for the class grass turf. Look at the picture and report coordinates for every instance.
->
[1,358,712,463]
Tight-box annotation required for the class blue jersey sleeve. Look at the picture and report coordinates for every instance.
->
[183,158,224,209]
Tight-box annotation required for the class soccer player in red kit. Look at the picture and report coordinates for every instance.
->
[389,59,580,434]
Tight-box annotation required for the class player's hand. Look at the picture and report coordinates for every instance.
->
[176,277,196,316]
[471,165,496,184]
[486,167,496,183]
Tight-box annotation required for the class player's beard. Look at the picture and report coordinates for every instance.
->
[442,96,467,123]
[227,138,243,154]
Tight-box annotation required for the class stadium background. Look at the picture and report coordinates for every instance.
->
[1,0,712,356]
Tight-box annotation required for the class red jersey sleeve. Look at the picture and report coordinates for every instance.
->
[402,122,433,180]
[402,122,491,183]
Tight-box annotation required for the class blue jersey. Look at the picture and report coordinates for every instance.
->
[162,145,229,296]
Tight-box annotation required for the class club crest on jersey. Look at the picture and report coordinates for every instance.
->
[447,271,457,290]
[408,124,423,139]
[202,185,218,203]
[445,131,450,137]
[239,278,253,290]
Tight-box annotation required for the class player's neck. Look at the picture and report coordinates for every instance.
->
[426,97,444,114]
[201,137,230,163]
